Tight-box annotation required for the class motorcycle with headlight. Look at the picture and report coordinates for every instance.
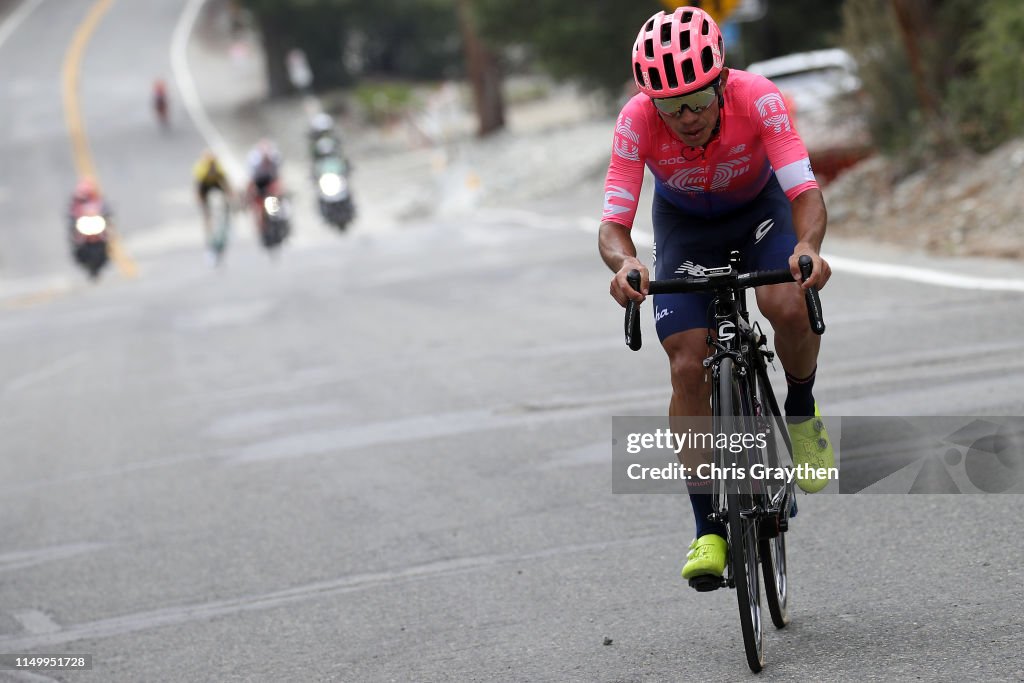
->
[314,156,354,230]
[69,201,110,279]
[255,179,291,250]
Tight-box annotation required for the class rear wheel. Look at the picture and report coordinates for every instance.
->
[719,358,764,672]
[755,366,790,629]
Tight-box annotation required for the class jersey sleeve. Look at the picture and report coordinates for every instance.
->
[601,98,650,229]
[746,76,818,200]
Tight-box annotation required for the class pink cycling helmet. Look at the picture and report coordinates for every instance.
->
[632,7,725,98]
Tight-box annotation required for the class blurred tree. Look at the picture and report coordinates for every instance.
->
[947,0,1024,150]
[738,0,844,66]
[456,0,504,135]
[237,0,461,97]
[475,1,653,96]
[842,0,1020,158]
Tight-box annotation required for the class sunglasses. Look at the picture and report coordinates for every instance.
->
[652,82,719,116]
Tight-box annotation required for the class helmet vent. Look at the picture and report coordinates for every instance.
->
[644,38,654,60]
[682,58,696,85]
[663,54,678,89]
[648,68,663,91]
[701,19,710,35]
[700,46,714,73]
[634,63,645,86]
[645,18,655,32]
[660,23,673,46]
[681,10,693,23]
[679,31,690,52]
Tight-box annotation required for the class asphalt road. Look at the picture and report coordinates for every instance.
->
[1,1,1023,681]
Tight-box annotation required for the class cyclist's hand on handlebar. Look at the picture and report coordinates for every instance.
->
[789,248,831,290]
[611,258,649,307]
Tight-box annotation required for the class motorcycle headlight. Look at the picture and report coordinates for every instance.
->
[264,196,281,216]
[318,173,346,197]
[75,215,107,236]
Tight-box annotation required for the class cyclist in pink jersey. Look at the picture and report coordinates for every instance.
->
[598,6,835,585]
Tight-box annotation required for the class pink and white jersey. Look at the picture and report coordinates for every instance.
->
[602,69,817,226]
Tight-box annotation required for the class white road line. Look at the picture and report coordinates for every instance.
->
[825,254,1024,292]
[0,542,108,573]
[0,0,45,51]
[0,534,669,651]
[3,352,86,394]
[170,0,244,183]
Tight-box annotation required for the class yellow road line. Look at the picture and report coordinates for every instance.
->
[61,0,137,279]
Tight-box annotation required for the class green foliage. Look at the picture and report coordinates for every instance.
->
[351,82,421,124]
[841,0,1024,157]
[237,0,460,91]
[948,0,1024,151]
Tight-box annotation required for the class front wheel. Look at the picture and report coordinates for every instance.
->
[719,358,764,672]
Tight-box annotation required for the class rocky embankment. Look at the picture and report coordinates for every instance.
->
[824,138,1024,258]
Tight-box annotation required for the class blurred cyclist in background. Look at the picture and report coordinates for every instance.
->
[153,78,168,129]
[246,138,281,199]
[193,149,233,239]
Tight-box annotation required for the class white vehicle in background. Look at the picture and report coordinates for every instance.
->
[746,48,871,179]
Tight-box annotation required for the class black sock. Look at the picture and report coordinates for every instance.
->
[784,366,816,423]
[688,480,727,539]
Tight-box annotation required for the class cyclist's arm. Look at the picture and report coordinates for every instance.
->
[600,222,648,305]
[600,99,652,305]
[790,188,830,288]
[746,75,830,289]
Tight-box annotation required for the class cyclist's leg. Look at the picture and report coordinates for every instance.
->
[744,178,833,491]
[197,182,213,239]
[653,194,735,577]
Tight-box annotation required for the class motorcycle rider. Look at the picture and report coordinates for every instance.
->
[68,178,112,233]
[67,177,114,266]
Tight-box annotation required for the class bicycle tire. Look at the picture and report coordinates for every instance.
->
[719,358,764,672]
[755,366,790,629]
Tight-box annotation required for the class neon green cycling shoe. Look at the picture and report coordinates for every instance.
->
[682,534,727,582]
[788,402,835,493]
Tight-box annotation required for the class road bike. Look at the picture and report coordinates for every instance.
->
[624,252,825,672]
[208,190,232,265]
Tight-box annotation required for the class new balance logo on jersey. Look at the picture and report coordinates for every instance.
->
[754,218,774,244]
[729,144,747,156]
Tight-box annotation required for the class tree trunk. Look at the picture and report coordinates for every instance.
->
[890,0,957,149]
[456,0,505,137]
[256,9,294,99]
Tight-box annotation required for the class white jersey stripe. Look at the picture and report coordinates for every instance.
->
[775,157,816,193]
